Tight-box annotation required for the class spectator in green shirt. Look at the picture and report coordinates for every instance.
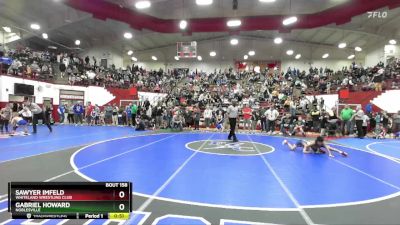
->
[131,103,138,126]
[340,105,354,135]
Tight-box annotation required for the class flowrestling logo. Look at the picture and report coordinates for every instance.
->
[367,11,388,19]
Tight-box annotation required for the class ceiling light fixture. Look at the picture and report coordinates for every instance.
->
[259,0,276,3]
[124,32,133,39]
[389,39,397,45]
[230,38,239,45]
[135,1,151,9]
[197,56,203,61]
[322,53,329,59]
[348,54,355,59]
[127,50,133,55]
[42,33,48,39]
[248,50,255,56]
[196,0,213,6]
[152,56,158,61]
[209,51,216,57]
[30,23,40,30]
[174,56,180,61]
[2,27,11,33]
[295,54,301,59]
[131,57,138,62]
[338,43,347,48]
[244,55,248,60]
[355,46,362,52]
[75,40,81,46]
[282,16,298,26]
[227,19,241,27]
[179,20,188,30]
[286,50,294,55]
[274,37,283,44]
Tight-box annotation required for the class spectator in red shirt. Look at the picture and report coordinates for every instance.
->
[242,104,252,131]
[85,102,94,125]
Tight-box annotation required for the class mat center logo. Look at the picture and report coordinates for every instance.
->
[186,140,273,155]
[205,141,256,152]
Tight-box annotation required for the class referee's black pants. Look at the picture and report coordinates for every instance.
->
[228,118,237,141]
[260,117,267,131]
[32,112,52,133]
[355,119,363,138]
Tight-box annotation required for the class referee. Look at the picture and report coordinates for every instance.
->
[24,97,52,134]
[227,100,239,142]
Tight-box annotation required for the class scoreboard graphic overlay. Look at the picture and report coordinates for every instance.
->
[8,182,132,220]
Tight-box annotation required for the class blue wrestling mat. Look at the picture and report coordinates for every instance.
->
[71,133,400,209]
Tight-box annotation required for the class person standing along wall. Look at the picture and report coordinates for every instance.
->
[131,103,138,127]
[105,104,113,125]
[381,111,390,130]
[362,113,370,137]
[0,103,12,134]
[251,110,259,133]
[85,102,94,125]
[57,104,65,124]
[340,105,354,135]
[260,106,267,132]
[67,104,75,124]
[393,111,400,134]
[203,106,213,129]
[94,104,101,125]
[155,106,163,129]
[73,102,84,125]
[242,104,252,132]
[265,105,279,135]
[112,103,119,126]
[193,106,200,131]
[126,104,133,126]
[352,106,365,138]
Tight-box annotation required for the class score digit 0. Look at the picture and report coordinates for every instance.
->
[119,191,125,198]
[119,203,125,211]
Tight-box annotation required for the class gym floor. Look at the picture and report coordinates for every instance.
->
[1,125,400,225]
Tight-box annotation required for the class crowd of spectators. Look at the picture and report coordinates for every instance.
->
[2,95,400,139]
[2,47,400,95]
[1,47,56,80]
[60,54,185,94]
[0,47,185,93]
[32,95,399,139]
